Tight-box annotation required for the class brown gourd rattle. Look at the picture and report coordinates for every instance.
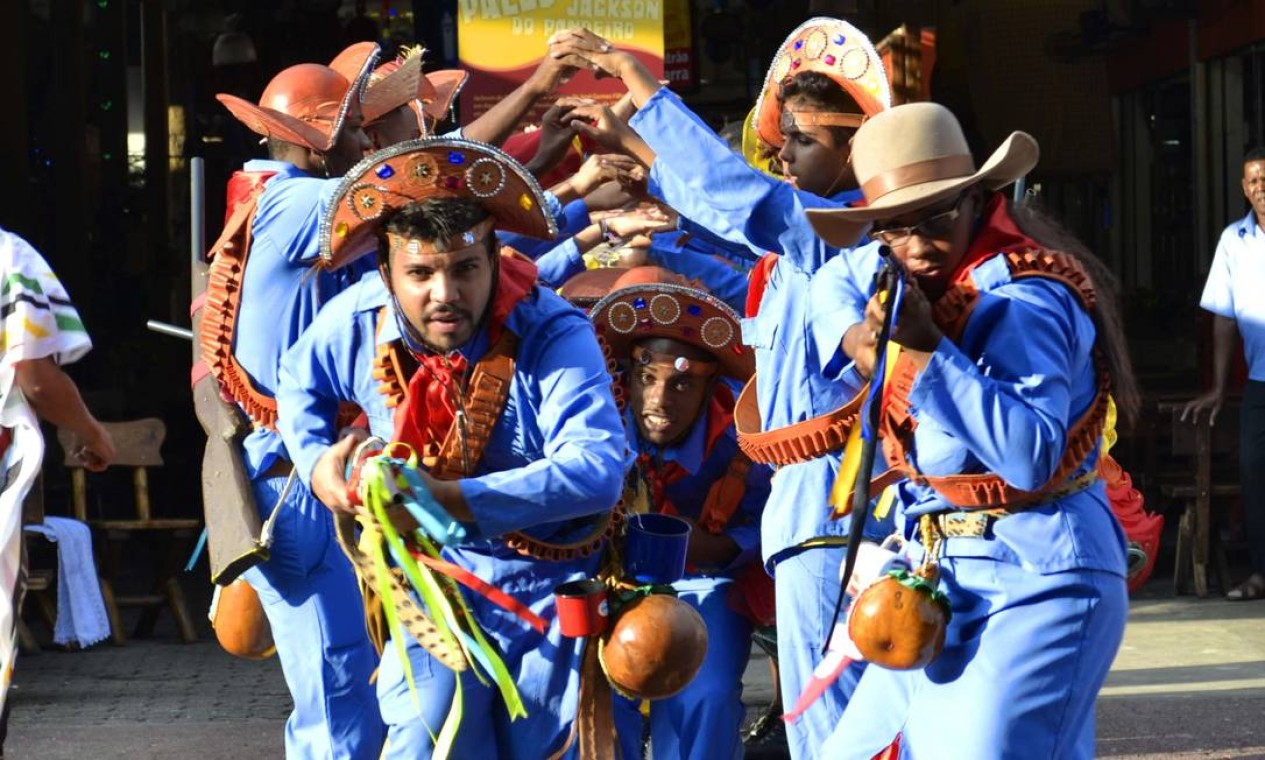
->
[847,563,951,670]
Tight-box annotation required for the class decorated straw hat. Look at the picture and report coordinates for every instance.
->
[806,102,1039,247]
[420,69,468,122]
[557,266,631,310]
[588,267,754,382]
[740,106,779,178]
[216,42,379,153]
[317,137,557,269]
[752,18,891,150]
[362,46,468,130]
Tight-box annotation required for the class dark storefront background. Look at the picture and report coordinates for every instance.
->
[3,0,1264,530]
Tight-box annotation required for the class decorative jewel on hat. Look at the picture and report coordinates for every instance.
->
[700,316,735,349]
[404,154,439,189]
[348,184,386,220]
[466,157,507,198]
[752,17,891,149]
[649,294,682,326]
[589,281,754,383]
[318,137,557,269]
[608,302,638,334]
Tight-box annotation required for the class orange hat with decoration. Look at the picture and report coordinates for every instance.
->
[587,266,753,382]
[752,18,891,150]
[317,137,557,270]
[556,266,631,310]
[362,45,469,134]
[217,42,379,153]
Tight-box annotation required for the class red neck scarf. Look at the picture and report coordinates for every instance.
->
[390,253,537,462]
[946,192,1043,285]
[634,383,735,518]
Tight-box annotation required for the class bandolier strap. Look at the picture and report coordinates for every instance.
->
[200,172,361,430]
[873,248,1111,510]
[374,305,620,560]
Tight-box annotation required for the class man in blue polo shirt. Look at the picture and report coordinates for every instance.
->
[1184,146,1265,602]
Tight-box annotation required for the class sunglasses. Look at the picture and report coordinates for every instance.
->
[869,194,968,247]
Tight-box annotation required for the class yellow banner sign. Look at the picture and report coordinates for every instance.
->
[458,0,665,119]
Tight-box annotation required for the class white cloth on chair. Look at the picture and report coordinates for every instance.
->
[24,517,111,648]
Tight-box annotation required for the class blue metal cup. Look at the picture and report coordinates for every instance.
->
[624,513,692,584]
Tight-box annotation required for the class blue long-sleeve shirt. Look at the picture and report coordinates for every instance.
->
[274,274,629,545]
[534,228,752,314]
[812,252,1127,576]
[629,86,881,565]
[233,160,374,477]
[625,385,770,575]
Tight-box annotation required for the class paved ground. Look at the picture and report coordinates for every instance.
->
[3,577,1263,759]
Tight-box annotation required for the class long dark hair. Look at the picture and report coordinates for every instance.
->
[1009,199,1140,428]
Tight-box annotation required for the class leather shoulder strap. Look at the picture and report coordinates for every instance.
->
[431,330,518,481]
[696,451,752,534]
[734,374,865,466]
[932,249,1096,344]
[199,184,283,429]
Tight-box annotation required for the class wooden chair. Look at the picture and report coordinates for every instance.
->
[57,418,200,643]
[19,471,122,651]
[1159,399,1242,597]
[16,471,58,654]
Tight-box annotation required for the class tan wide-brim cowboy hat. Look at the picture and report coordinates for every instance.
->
[807,102,1039,248]
[216,42,379,153]
[318,136,557,269]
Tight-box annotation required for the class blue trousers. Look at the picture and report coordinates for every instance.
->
[773,545,865,760]
[242,474,384,760]
[821,556,1127,759]
[612,575,753,760]
[377,546,599,759]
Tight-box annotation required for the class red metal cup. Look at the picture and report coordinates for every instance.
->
[554,579,609,638]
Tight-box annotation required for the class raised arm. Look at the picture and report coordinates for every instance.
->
[459,54,579,147]
[551,30,845,266]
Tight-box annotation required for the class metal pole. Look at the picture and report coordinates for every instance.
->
[191,156,205,264]
[147,320,193,340]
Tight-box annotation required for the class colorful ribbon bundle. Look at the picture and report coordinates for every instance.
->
[349,439,545,757]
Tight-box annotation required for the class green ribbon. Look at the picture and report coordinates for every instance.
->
[357,452,530,758]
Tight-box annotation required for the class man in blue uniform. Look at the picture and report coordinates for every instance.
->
[547,20,892,757]
[275,138,627,759]
[209,43,386,759]
[805,101,1135,760]
[583,267,770,759]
